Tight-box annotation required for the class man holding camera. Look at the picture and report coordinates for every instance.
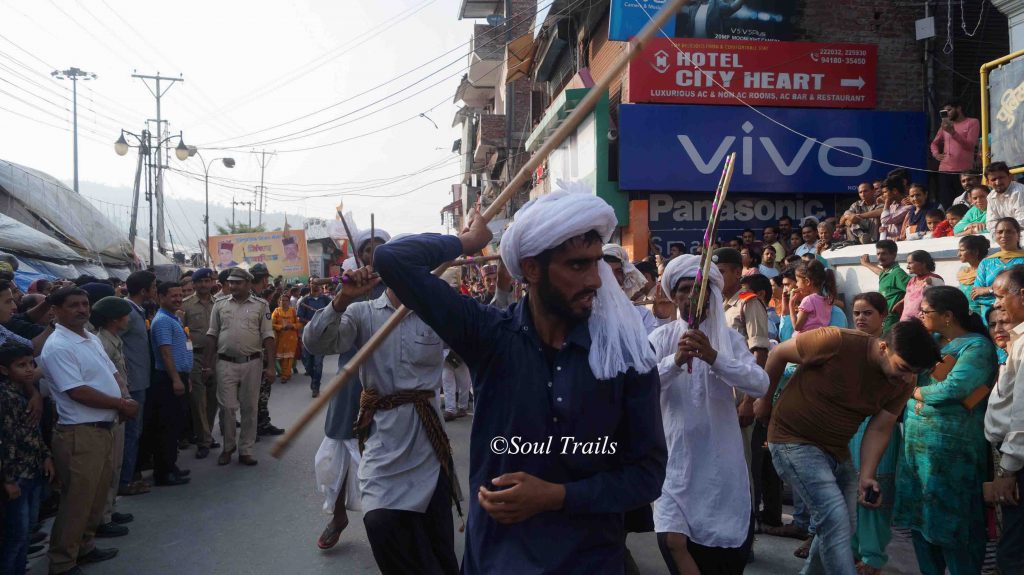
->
[930,100,980,207]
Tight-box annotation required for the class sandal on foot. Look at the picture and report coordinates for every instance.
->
[794,535,814,559]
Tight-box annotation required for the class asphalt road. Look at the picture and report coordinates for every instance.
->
[29,355,922,574]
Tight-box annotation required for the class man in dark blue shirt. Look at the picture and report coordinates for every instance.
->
[296,283,332,397]
[375,198,666,574]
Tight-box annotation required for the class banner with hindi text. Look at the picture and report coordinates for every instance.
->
[208,229,309,281]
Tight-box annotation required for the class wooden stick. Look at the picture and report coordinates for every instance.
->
[272,0,692,458]
[336,207,362,268]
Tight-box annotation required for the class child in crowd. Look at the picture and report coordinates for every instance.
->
[933,205,967,237]
[895,250,944,321]
[272,294,298,383]
[0,342,54,575]
[957,234,991,316]
[954,184,990,235]
[789,259,835,333]
[740,246,761,277]
[859,239,909,331]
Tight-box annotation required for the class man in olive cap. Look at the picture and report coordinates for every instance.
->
[205,267,275,466]
[249,263,285,437]
[714,247,770,559]
[181,268,221,459]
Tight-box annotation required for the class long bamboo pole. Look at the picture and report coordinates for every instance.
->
[272,0,691,458]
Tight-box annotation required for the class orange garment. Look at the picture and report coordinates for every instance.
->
[279,358,294,380]
[272,306,299,360]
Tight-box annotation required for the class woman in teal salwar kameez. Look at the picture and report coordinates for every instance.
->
[894,287,996,575]
[848,292,902,575]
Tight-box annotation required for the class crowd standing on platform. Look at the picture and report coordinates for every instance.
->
[2,131,1024,575]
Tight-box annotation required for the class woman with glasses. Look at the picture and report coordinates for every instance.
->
[971,217,1024,322]
[894,286,996,575]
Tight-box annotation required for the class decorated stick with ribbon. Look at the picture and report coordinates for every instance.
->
[685,152,737,371]
[272,0,693,458]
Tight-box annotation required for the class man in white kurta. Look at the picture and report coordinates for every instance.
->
[650,255,768,575]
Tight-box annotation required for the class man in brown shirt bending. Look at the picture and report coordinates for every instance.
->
[753,323,940,575]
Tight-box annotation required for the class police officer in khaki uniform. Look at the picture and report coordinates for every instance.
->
[715,247,771,549]
[205,268,276,466]
[249,263,285,437]
[181,267,220,459]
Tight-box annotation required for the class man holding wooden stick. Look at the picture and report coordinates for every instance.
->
[374,184,666,574]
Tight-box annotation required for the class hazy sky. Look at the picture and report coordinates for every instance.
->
[0,0,478,245]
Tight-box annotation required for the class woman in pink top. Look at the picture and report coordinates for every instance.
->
[895,250,944,321]
[790,259,836,333]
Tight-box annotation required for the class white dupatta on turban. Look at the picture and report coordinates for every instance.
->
[659,254,734,364]
[499,180,657,380]
[602,244,647,298]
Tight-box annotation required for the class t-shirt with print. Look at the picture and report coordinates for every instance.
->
[768,327,913,461]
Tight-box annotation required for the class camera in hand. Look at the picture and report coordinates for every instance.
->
[939,109,949,119]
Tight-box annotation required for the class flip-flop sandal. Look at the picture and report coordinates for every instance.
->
[317,521,347,550]
[794,535,814,559]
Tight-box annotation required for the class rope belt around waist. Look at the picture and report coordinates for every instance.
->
[354,388,463,521]
[218,353,262,364]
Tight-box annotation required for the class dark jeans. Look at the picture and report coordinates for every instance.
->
[1,476,45,575]
[751,421,782,526]
[145,371,187,479]
[120,388,146,486]
[302,349,325,391]
[657,527,750,575]
[362,470,458,575]
[998,468,1024,574]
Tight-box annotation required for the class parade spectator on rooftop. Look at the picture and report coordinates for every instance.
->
[876,178,913,241]
[930,101,980,207]
[950,171,982,207]
[899,185,940,241]
[986,161,1024,232]
[955,185,991,235]
[794,224,818,257]
[972,217,1024,323]
[841,182,883,244]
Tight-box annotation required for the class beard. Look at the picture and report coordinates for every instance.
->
[536,267,595,323]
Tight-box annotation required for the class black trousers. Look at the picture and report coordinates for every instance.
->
[362,469,458,575]
[750,421,782,526]
[936,171,963,208]
[657,527,750,575]
[145,371,187,480]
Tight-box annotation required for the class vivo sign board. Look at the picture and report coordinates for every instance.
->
[618,104,926,194]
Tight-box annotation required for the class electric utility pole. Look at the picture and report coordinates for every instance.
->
[252,149,275,225]
[51,67,96,193]
[132,71,183,254]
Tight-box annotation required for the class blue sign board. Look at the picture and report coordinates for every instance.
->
[619,104,926,194]
[647,192,844,255]
[609,0,799,43]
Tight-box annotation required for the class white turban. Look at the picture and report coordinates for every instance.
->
[660,254,733,364]
[342,228,392,271]
[602,244,647,298]
[499,180,656,380]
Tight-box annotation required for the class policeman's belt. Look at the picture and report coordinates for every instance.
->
[218,353,263,364]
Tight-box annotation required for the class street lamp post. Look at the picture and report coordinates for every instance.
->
[115,129,190,268]
[188,148,235,266]
[52,67,96,194]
